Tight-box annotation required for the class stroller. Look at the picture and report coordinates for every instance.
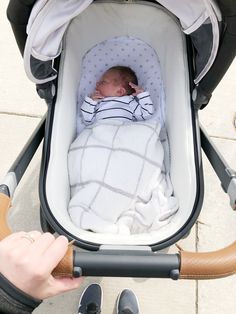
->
[1,0,236,280]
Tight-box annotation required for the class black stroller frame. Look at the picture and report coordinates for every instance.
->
[1,0,236,280]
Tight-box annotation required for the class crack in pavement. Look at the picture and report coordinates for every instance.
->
[0,111,44,119]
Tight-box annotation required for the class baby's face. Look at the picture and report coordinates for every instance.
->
[96,70,125,97]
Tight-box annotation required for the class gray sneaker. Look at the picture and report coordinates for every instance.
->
[78,283,102,314]
[117,289,139,314]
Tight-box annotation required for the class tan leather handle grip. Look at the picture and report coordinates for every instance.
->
[180,241,236,279]
[0,193,12,240]
[52,244,74,277]
[0,192,74,277]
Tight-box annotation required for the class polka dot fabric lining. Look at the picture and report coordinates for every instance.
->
[76,36,165,133]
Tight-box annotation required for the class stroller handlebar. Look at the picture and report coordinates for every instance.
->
[52,240,236,279]
[1,191,236,280]
[52,242,236,280]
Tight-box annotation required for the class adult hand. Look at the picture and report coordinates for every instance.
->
[0,231,83,299]
[129,82,144,96]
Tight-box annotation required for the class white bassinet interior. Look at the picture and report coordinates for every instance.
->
[45,1,197,245]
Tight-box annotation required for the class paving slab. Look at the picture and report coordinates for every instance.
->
[199,58,236,140]
[0,0,46,117]
[0,114,42,178]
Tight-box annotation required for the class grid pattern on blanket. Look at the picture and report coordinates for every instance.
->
[68,120,179,235]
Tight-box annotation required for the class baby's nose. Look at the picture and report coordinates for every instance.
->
[96,81,100,87]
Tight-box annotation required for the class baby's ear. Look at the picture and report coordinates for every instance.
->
[118,87,126,96]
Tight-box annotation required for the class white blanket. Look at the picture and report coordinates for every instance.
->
[68,120,178,234]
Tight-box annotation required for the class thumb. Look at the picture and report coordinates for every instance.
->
[55,277,84,292]
[46,277,84,298]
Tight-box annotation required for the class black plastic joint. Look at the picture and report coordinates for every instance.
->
[0,185,10,196]
[192,87,211,110]
[36,82,55,105]
[170,269,180,280]
[73,267,83,277]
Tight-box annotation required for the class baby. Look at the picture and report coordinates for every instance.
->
[81,66,154,125]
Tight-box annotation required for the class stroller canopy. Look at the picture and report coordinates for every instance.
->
[7,0,236,105]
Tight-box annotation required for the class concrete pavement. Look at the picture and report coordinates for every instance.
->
[1,1,236,313]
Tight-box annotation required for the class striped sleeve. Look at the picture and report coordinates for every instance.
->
[80,96,97,125]
[133,91,154,121]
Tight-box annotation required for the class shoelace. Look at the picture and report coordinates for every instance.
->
[86,302,101,314]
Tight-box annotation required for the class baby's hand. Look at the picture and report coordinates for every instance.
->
[90,90,104,101]
[129,82,144,96]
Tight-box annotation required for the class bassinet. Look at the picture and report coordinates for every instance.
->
[39,2,202,250]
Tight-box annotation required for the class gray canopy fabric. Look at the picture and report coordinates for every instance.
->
[24,0,93,83]
[24,0,221,85]
[159,0,221,83]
